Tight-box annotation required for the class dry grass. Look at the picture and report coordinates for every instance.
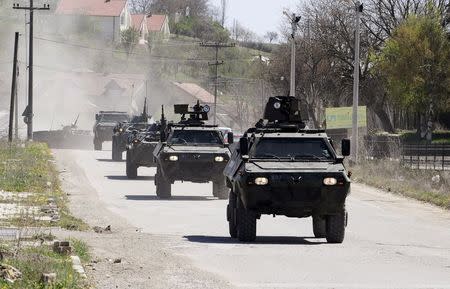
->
[351,160,450,209]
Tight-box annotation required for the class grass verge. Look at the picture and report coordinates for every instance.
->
[350,160,450,209]
[0,141,88,230]
[0,239,90,288]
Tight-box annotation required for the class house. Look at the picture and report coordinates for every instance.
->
[131,14,170,43]
[55,0,131,42]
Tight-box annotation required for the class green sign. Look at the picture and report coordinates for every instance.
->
[325,106,367,129]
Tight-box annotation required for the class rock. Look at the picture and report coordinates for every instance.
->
[0,264,22,283]
[53,240,72,255]
[113,258,122,264]
[93,225,111,233]
[41,273,56,284]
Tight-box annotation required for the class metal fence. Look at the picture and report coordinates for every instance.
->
[401,143,450,170]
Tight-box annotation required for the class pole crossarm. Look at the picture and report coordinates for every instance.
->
[12,3,50,10]
[199,42,235,125]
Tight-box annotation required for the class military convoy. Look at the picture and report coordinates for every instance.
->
[93,97,351,243]
[153,102,232,199]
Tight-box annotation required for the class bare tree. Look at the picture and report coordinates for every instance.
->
[129,0,153,14]
[264,31,278,43]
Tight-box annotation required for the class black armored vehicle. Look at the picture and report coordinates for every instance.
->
[224,96,351,243]
[153,102,233,199]
[126,122,161,178]
[112,100,150,161]
[93,111,129,150]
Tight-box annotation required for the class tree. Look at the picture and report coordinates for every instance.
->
[121,28,140,55]
[264,31,278,43]
[373,14,450,134]
[129,0,153,14]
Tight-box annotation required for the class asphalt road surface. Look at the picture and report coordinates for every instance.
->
[55,148,450,289]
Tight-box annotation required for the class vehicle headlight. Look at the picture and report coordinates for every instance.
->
[254,177,269,186]
[119,128,123,132]
[133,139,140,144]
[169,155,178,161]
[214,156,224,162]
[323,177,337,186]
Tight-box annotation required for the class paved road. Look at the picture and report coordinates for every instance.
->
[56,148,450,289]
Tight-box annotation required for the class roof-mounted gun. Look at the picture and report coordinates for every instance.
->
[174,100,210,126]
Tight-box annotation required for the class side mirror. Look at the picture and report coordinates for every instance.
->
[95,114,99,121]
[239,137,248,155]
[227,132,234,144]
[341,139,351,157]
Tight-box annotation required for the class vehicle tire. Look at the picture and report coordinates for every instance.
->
[236,196,257,242]
[126,151,138,179]
[94,138,102,151]
[112,137,121,161]
[227,190,237,238]
[312,215,326,238]
[326,211,346,243]
[213,179,229,200]
[155,166,171,199]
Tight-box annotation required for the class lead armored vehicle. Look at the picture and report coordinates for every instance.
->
[153,102,233,199]
[224,96,351,243]
[93,111,129,150]
[112,100,150,161]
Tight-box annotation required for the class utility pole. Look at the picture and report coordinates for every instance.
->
[284,12,301,97]
[13,1,50,141]
[352,2,363,163]
[9,32,19,143]
[200,42,235,125]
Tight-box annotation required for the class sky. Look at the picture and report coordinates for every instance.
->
[210,0,302,38]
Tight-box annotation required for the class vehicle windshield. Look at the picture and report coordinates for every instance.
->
[101,114,128,122]
[251,138,333,161]
[168,130,223,146]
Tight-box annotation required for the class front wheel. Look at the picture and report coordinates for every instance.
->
[112,136,122,161]
[155,165,171,199]
[312,215,326,238]
[126,151,138,179]
[326,211,346,243]
[227,190,237,238]
[236,196,257,242]
[213,178,229,200]
[94,138,102,151]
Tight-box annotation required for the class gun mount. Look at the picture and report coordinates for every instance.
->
[174,101,210,126]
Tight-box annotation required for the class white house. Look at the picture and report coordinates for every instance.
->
[55,0,131,42]
[131,14,170,44]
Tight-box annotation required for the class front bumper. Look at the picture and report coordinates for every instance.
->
[161,158,227,183]
[237,173,350,217]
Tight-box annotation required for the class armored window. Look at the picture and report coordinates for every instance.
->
[169,130,223,146]
[251,138,333,161]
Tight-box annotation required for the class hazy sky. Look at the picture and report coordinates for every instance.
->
[210,0,302,38]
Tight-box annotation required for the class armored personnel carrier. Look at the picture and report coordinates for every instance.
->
[224,96,351,243]
[112,99,150,161]
[126,121,162,179]
[93,111,129,150]
[153,102,233,199]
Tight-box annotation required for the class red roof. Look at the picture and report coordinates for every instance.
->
[145,14,167,32]
[173,82,214,104]
[131,14,145,30]
[56,0,127,17]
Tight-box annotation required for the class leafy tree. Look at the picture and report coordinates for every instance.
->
[373,14,450,133]
[121,28,140,55]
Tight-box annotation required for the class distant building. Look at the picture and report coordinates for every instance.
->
[131,14,170,44]
[55,0,131,42]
